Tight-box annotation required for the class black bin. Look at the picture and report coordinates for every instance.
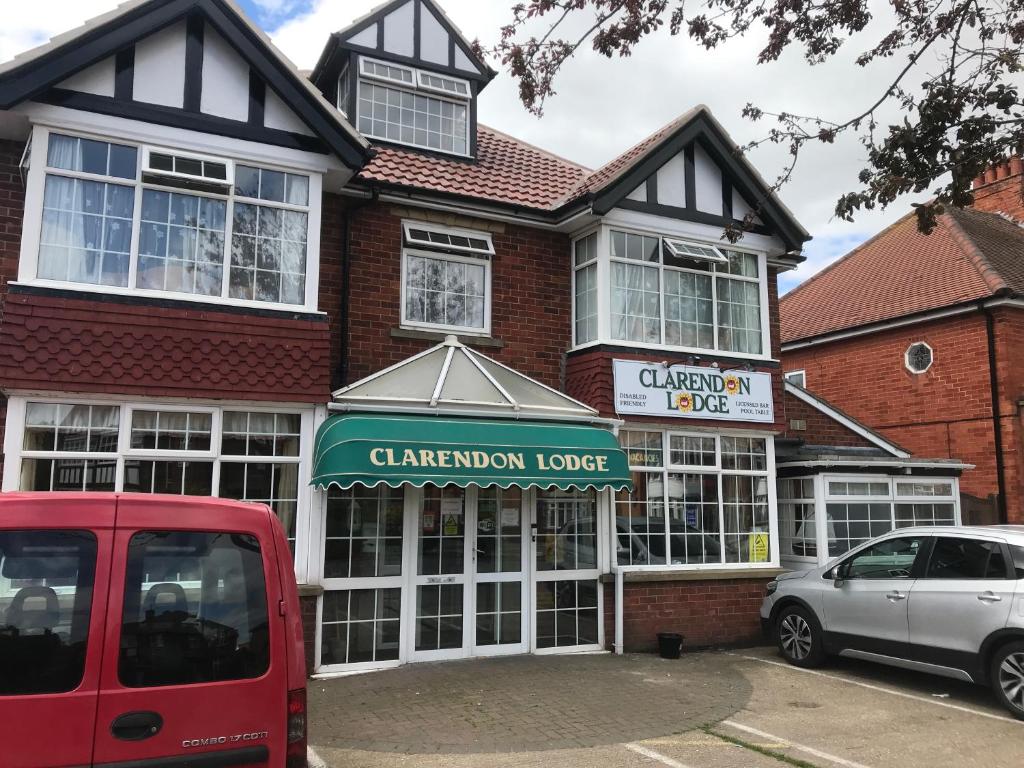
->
[656,632,683,659]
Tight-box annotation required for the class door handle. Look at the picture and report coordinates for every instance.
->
[885,591,907,602]
[111,711,163,741]
[978,591,1003,604]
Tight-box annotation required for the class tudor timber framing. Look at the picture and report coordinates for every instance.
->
[586,111,807,253]
[0,0,369,168]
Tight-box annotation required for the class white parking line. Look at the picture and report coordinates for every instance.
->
[623,742,694,768]
[728,652,1024,726]
[720,720,873,768]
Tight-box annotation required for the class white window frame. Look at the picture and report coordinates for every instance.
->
[141,145,235,188]
[416,69,471,98]
[784,370,806,388]
[18,125,323,314]
[399,221,493,336]
[819,473,962,564]
[571,228,600,347]
[402,221,494,256]
[337,61,350,116]
[571,223,771,360]
[776,476,818,563]
[2,395,316,580]
[356,56,471,158]
[905,341,934,374]
[614,428,779,572]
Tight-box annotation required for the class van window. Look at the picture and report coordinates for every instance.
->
[118,531,269,687]
[0,530,97,695]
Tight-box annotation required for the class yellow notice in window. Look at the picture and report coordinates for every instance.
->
[748,533,769,563]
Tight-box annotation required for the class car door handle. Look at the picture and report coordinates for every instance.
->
[111,711,163,741]
[885,591,907,602]
[978,591,1003,604]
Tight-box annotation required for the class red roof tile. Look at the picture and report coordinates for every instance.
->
[779,209,1021,343]
[357,124,589,210]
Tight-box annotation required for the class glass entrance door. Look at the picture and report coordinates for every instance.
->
[411,484,468,661]
[471,487,527,656]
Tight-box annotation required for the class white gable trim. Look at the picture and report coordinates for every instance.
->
[785,380,910,458]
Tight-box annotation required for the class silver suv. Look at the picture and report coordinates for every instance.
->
[761,526,1024,718]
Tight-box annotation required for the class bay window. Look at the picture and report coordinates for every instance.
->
[777,475,961,565]
[29,130,316,310]
[572,227,768,356]
[10,400,308,555]
[616,430,775,568]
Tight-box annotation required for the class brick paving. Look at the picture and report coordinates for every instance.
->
[308,653,752,754]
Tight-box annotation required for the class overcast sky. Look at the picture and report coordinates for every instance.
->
[0,0,934,293]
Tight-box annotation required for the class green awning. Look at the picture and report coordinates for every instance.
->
[312,413,632,492]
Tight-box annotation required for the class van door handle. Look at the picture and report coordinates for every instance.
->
[111,711,163,741]
[885,591,907,602]
[978,592,1003,604]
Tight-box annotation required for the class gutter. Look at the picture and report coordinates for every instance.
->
[327,401,624,429]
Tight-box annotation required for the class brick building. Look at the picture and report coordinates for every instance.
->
[780,161,1024,525]
[0,0,970,673]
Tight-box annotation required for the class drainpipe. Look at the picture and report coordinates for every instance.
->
[983,305,1008,523]
[613,565,643,654]
[337,187,378,390]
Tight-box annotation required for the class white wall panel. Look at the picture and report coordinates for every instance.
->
[656,153,686,208]
[133,20,186,109]
[625,184,646,202]
[733,188,764,224]
[58,58,116,97]
[200,27,249,122]
[349,24,378,49]
[264,88,313,136]
[419,6,449,65]
[453,46,476,73]
[693,143,722,216]
[383,1,415,57]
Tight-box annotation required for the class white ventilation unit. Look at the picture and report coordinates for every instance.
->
[403,222,494,256]
[141,146,234,189]
[662,238,727,264]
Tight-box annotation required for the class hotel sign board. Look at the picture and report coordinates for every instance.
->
[612,359,774,423]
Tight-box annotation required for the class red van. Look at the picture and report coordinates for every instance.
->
[0,493,307,768]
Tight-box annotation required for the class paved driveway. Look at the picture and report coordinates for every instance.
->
[308,647,1024,767]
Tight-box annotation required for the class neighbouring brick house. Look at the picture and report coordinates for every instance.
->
[780,159,1024,525]
[0,0,971,674]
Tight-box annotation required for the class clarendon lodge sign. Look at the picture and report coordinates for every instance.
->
[612,359,774,423]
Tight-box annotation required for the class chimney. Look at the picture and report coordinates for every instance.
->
[971,154,1024,220]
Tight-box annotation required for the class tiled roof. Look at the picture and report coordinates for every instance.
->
[558,107,701,203]
[356,125,589,210]
[780,208,1024,344]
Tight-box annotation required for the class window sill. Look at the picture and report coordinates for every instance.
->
[567,340,780,366]
[600,567,785,583]
[390,326,504,349]
[297,583,325,598]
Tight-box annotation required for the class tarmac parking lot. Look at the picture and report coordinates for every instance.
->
[308,645,1024,768]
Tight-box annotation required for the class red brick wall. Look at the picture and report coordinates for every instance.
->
[781,390,880,448]
[971,161,1024,220]
[343,203,571,389]
[318,192,344,390]
[603,578,770,652]
[0,139,27,479]
[782,310,1024,520]
[300,594,318,675]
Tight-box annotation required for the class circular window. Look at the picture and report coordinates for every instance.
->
[905,342,933,374]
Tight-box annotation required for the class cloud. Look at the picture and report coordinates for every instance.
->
[270,0,936,289]
[2,1,940,291]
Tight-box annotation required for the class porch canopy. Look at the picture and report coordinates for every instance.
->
[312,413,631,491]
[313,335,631,492]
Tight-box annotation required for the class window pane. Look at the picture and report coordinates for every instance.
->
[574,263,597,344]
[611,262,660,343]
[667,472,722,565]
[137,190,225,297]
[664,269,714,349]
[39,176,133,287]
[0,530,98,695]
[926,538,1007,579]
[404,252,486,331]
[118,531,269,687]
[325,486,405,579]
[615,472,667,565]
[716,275,761,354]
[230,204,306,305]
[357,81,468,155]
[321,588,401,665]
[619,430,663,468]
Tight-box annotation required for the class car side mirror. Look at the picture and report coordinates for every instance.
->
[830,564,846,587]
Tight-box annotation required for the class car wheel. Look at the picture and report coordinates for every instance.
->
[990,641,1024,720]
[775,605,825,668]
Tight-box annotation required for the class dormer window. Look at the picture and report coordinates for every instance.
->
[356,56,470,156]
